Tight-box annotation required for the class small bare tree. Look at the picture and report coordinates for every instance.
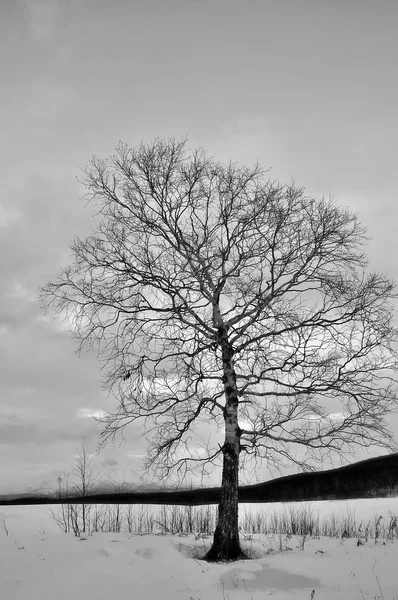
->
[0,513,9,536]
[49,470,72,533]
[41,138,398,561]
[50,440,97,536]
[73,439,96,534]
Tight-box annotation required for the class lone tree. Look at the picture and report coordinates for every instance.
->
[41,138,398,561]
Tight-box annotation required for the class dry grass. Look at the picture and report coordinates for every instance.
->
[48,501,398,544]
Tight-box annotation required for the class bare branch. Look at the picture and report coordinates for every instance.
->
[41,137,398,484]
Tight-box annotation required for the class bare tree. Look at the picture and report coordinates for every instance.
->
[0,513,9,536]
[41,138,398,561]
[72,439,97,535]
[49,470,72,533]
[50,440,97,536]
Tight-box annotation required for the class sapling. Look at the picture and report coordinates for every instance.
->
[375,516,383,544]
[387,515,397,542]
[0,512,9,536]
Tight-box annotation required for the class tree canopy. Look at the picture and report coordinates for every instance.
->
[42,138,398,488]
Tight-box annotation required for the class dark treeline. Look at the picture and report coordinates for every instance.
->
[1,453,398,506]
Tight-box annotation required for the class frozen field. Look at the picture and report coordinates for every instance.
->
[1,499,398,599]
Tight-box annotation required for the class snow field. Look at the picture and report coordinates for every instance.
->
[1,500,398,599]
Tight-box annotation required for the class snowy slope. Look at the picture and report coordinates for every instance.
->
[1,507,398,600]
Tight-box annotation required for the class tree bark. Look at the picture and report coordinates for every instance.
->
[205,327,247,562]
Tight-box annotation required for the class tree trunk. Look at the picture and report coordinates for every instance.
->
[205,327,247,562]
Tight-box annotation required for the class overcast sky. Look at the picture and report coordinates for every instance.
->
[1,0,398,494]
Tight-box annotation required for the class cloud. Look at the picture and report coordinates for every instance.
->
[100,458,119,469]
[0,204,22,229]
[26,81,78,120]
[0,420,89,446]
[76,408,108,420]
[305,412,346,422]
[239,419,254,431]
[8,282,36,301]
[27,0,61,41]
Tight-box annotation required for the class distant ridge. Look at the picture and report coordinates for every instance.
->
[1,452,397,506]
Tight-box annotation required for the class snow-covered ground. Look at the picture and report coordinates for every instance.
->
[1,500,398,600]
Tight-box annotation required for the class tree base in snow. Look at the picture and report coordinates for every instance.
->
[204,527,249,562]
[205,543,249,562]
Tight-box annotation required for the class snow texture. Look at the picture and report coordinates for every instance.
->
[1,502,398,599]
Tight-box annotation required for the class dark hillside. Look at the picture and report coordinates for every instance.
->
[1,453,397,506]
[239,451,398,503]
